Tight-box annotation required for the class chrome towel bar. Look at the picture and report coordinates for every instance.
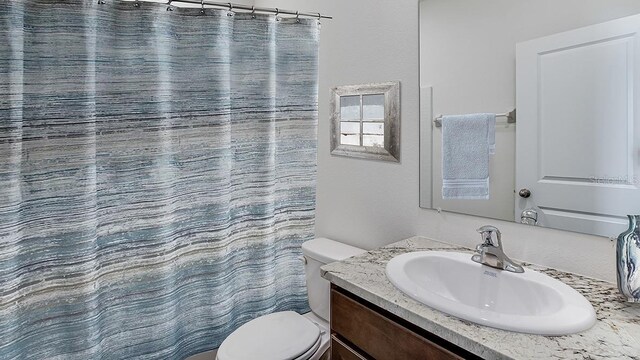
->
[434,109,516,128]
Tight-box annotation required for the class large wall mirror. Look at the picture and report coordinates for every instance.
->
[419,0,640,238]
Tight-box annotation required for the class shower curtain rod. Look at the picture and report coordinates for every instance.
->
[139,0,333,19]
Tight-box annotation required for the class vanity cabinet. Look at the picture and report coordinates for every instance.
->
[330,285,480,360]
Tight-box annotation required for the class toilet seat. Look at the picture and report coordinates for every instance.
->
[216,311,321,360]
[292,333,321,360]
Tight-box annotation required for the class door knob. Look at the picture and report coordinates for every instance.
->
[519,189,531,198]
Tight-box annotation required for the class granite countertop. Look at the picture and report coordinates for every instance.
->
[321,236,640,360]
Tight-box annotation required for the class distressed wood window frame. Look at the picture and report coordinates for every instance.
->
[330,81,400,162]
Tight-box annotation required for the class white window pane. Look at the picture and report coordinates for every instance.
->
[341,134,360,146]
[362,94,385,120]
[363,122,384,135]
[363,135,384,147]
[340,95,361,120]
[341,122,361,135]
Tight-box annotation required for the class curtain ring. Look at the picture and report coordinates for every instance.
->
[227,2,234,16]
[317,12,321,25]
[296,11,300,23]
[251,6,256,19]
[97,0,105,4]
[275,8,280,21]
[166,0,173,11]
[134,0,140,7]
[200,0,205,14]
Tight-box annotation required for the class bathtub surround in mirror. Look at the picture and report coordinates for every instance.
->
[330,82,400,162]
[0,1,319,359]
[419,0,640,238]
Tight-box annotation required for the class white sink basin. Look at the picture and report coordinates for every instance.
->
[385,251,596,336]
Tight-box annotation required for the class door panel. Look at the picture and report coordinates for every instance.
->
[516,14,640,237]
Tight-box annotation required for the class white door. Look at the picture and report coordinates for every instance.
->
[516,14,640,237]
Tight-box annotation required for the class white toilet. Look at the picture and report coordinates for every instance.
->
[215,238,365,360]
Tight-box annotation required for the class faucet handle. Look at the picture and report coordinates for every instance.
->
[476,225,502,247]
[477,225,500,234]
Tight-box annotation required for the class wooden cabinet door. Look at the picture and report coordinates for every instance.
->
[331,289,464,360]
[331,335,369,360]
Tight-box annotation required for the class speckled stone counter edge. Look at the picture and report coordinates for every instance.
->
[321,236,640,360]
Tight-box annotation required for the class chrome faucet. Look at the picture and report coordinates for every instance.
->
[471,225,524,273]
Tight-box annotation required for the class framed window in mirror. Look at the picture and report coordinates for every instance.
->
[330,82,400,162]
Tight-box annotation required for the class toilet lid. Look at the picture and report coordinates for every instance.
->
[217,311,321,360]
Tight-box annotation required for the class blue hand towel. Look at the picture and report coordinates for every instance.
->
[442,113,496,200]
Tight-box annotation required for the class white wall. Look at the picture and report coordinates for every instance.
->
[251,0,640,283]
[254,0,422,249]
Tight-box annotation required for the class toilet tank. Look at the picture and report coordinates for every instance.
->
[301,238,365,321]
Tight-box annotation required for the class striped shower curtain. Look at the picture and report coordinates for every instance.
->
[0,1,318,359]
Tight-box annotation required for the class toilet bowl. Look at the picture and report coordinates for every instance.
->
[216,238,365,360]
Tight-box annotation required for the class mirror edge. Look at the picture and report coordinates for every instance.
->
[419,85,433,209]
